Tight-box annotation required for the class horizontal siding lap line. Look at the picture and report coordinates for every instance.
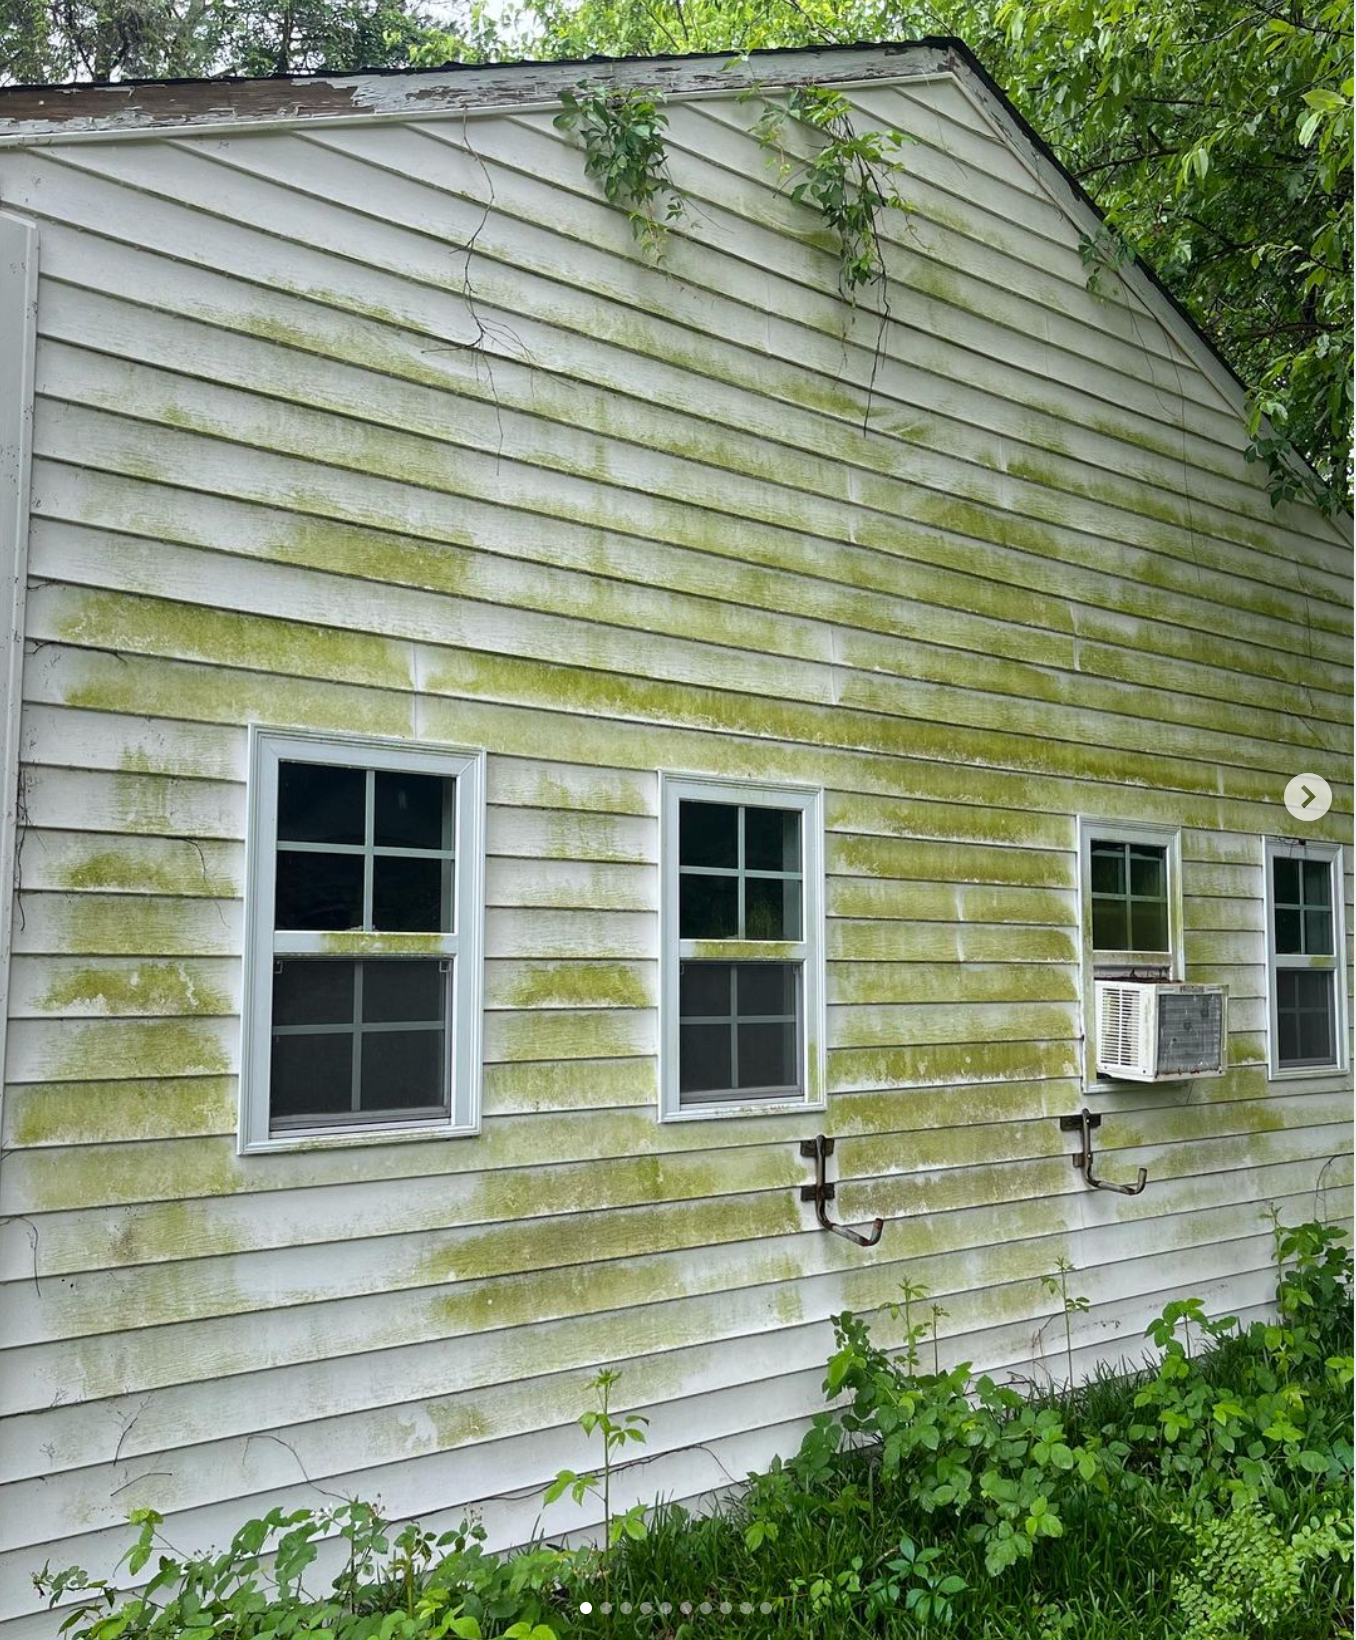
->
[24,604,1352,808]
[161,107,1349,566]
[17,195,1284,571]
[21,144,1347,588]
[0,1269,1300,1615]
[37,205,1337,595]
[15,694,1346,847]
[3,1104,1346,1216]
[4,1063,1330,1148]
[0,1233,1318,1528]
[26,510,1354,753]
[0,1203,1322,1495]
[0,1176,1330,1356]
[0,1216,1308,1419]
[26,498,1353,733]
[1,1139,1342,1293]
[31,305,1354,635]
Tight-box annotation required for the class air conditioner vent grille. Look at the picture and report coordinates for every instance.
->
[1156,988,1225,1076]
[1098,984,1141,1071]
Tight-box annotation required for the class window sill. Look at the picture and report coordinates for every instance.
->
[240,1118,478,1155]
[659,1096,826,1124]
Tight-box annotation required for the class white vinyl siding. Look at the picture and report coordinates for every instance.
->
[240,729,484,1150]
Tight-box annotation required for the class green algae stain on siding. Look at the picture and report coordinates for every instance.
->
[36,961,231,1017]
[55,847,236,898]
[62,653,415,738]
[55,591,413,690]
[503,962,650,1010]
[52,1020,231,1083]
[9,1076,236,1147]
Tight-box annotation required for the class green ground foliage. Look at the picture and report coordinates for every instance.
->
[37,1215,1355,1639]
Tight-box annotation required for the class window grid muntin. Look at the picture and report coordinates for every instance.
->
[274,763,456,939]
[1271,855,1333,956]
[1089,839,1170,955]
[678,801,803,942]
[678,960,803,1099]
[1267,841,1344,1075]
[270,957,454,1128]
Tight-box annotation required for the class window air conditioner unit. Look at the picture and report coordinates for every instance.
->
[1095,981,1227,1081]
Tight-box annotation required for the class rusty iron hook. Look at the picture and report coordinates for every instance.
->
[799,1134,885,1246]
[1060,1108,1148,1196]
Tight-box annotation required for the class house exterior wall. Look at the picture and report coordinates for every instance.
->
[0,54,1350,1633]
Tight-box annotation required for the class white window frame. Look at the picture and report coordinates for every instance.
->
[240,727,485,1153]
[1077,817,1184,1091]
[659,773,825,1123]
[1264,837,1348,1080]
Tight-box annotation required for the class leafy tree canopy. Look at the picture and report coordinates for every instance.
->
[2,0,1349,508]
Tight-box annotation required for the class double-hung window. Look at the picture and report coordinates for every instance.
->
[241,730,484,1150]
[660,776,824,1120]
[1078,818,1183,1083]
[1265,839,1347,1076]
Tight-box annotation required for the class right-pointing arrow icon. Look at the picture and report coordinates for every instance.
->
[1285,773,1332,822]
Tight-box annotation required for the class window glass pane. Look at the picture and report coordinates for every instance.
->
[679,1022,732,1094]
[1090,897,1128,951]
[375,771,453,851]
[1298,1000,1335,1065]
[1129,847,1165,899]
[271,1030,353,1120]
[679,801,738,869]
[373,855,449,932]
[737,962,798,1017]
[680,962,731,1017]
[1274,907,1302,954]
[1089,843,1125,895]
[1277,969,1336,1068]
[1272,856,1300,904]
[1276,996,1301,1065]
[680,872,738,938]
[1304,909,1334,956]
[275,850,363,930]
[746,875,801,940]
[363,960,445,1024]
[1302,860,1331,907]
[745,807,801,873]
[278,762,365,845]
[1130,897,1169,951]
[359,1029,447,1112]
[737,1021,797,1090]
[274,960,354,1026]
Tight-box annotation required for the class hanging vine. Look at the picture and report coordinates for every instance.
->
[747,84,913,306]
[554,82,686,258]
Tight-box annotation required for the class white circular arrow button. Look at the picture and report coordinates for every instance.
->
[1284,773,1332,822]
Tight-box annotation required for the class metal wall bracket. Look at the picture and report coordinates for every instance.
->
[799,1134,884,1247]
[1060,1108,1148,1196]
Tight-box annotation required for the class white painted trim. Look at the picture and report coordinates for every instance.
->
[0,211,37,1149]
[1263,836,1349,1081]
[658,772,826,1123]
[0,50,955,143]
[1076,816,1184,1093]
[240,726,485,1154]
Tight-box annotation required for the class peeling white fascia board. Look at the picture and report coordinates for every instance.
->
[0,211,37,1140]
[0,45,954,142]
